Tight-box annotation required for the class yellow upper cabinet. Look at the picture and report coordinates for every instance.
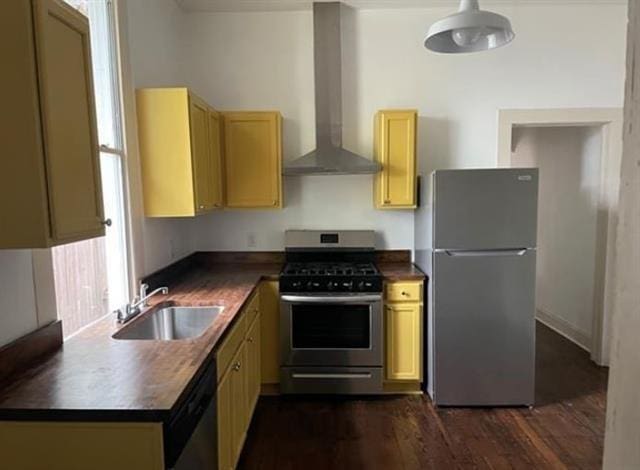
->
[208,109,224,209]
[0,0,105,248]
[136,88,223,217]
[374,110,418,209]
[222,112,282,209]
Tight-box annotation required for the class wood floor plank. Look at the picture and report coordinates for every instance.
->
[238,323,607,470]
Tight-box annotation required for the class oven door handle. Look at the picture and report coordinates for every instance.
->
[281,294,382,304]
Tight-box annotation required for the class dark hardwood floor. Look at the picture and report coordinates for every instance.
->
[238,323,609,469]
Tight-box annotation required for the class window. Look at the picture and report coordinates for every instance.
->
[53,0,130,339]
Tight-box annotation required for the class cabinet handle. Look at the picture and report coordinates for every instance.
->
[247,337,254,343]
[101,218,112,227]
[233,362,241,371]
[384,199,391,204]
[199,205,205,210]
[401,291,409,297]
[272,200,278,207]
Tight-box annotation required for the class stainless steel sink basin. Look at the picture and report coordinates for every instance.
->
[113,305,224,341]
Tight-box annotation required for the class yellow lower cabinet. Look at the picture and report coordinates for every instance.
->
[246,313,262,415]
[217,370,234,470]
[260,281,280,385]
[0,421,164,470]
[385,302,422,381]
[230,344,248,468]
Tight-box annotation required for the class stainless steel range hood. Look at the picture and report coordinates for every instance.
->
[283,2,381,176]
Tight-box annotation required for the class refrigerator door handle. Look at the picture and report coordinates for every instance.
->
[444,249,529,257]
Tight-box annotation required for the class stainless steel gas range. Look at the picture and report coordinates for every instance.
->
[279,230,384,394]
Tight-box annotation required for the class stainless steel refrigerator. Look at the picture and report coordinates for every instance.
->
[416,168,538,406]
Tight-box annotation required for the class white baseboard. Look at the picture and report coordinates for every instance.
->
[536,308,591,352]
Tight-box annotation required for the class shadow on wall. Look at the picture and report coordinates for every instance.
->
[418,116,455,177]
[282,117,303,162]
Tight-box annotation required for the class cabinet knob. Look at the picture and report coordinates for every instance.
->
[272,200,278,207]
[199,205,205,210]
[101,218,112,227]
[247,337,254,343]
[401,291,409,296]
[233,362,241,371]
[384,199,391,204]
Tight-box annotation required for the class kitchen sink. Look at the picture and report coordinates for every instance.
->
[113,304,224,341]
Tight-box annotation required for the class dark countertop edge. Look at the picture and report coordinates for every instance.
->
[377,263,427,281]
[0,408,170,423]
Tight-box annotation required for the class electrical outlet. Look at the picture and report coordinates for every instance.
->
[247,233,257,248]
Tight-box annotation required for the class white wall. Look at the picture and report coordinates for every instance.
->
[177,3,626,252]
[0,252,39,346]
[512,126,602,349]
[123,1,627,259]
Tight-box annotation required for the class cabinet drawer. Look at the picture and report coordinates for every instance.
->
[385,282,422,302]
[216,313,247,382]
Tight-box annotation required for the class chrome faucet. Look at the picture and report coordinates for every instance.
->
[116,283,169,324]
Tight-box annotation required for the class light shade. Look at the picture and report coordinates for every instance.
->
[424,0,514,54]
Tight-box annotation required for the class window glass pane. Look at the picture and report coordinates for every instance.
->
[52,239,108,338]
[100,151,129,311]
[65,0,121,149]
[53,0,129,339]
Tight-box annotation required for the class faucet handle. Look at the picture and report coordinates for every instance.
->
[139,283,149,298]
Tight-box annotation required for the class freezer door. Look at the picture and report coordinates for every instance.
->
[432,249,536,406]
[433,169,538,250]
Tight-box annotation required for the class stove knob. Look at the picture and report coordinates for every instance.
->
[306,281,315,291]
[327,281,335,291]
[357,281,365,291]
[292,281,302,291]
[341,281,353,291]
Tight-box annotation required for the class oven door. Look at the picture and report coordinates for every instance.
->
[280,294,382,367]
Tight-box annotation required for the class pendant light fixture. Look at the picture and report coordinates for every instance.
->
[424,0,514,53]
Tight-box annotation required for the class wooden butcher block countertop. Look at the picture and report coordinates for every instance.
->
[0,264,280,422]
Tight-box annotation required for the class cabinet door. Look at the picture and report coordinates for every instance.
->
[260,281,280,384]
[230,345,247,467]
[0,0,50,248]
[385,303,422,381]
[189,94,212,213]
[33,0,105,242]
[246,314,262,416]
[217,367,233,470]
[223,112,282,208]
[208,109,224,209]
[374,110,417,209]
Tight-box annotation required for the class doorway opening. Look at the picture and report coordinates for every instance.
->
[497,108,622,366]
[512,126,602,353]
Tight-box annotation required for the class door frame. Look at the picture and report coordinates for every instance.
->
[497,108,623,366]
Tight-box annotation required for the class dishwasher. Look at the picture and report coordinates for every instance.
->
[165,358,218,470]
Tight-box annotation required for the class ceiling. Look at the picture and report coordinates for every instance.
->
[175,0,626,13]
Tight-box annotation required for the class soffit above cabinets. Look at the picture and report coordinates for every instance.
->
[175,0,625,13]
